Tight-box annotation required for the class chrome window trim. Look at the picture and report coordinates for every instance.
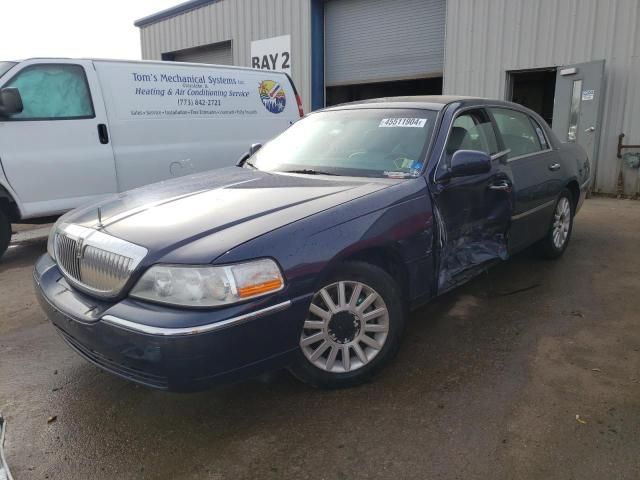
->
[101,300,292,337]
[505,147,554,163]
[511,200,556,221]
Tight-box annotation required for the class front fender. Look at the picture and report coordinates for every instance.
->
[217,178,435,306]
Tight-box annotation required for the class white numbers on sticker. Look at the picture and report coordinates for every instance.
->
[379,118,427,128]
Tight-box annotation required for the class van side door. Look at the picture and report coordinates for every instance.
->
[0,59,116,219]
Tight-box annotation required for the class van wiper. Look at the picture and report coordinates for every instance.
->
[282,169,340,176]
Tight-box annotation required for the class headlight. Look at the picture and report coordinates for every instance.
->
[130,258,285,307]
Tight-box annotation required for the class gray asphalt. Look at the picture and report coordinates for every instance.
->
[0,197,639,479]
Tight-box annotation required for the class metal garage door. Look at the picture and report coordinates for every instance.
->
[325,0,445,86]
[170,41,233,65]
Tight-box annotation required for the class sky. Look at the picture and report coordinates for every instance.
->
[0,0,181,60]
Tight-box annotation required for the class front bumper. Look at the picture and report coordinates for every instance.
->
[34,255,310,392]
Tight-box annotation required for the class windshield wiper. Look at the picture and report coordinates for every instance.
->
[282,169,340,176]
[244,161,259,170]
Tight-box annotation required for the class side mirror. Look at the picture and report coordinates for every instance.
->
[0,88,23,117]
[236,143,263,167]
[249,143,262,155]
[450,150,491,177]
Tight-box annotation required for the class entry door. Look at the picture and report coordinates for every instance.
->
[0,60,117,218]
[551,60,605,170]
[431,108,513,293]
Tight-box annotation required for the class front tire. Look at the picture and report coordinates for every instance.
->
[290,261,405,389]
[0,209,10,260]
[535,188,574,259]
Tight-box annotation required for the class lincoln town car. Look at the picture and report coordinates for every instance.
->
[34,96,590,391]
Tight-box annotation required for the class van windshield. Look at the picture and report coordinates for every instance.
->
[251,108,438,179]
[0,62,16,79]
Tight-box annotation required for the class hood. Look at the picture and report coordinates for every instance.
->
[64,167,394,262]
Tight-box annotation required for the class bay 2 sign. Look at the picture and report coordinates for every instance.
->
[251,35,291,74]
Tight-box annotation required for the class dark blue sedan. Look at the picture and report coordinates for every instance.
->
[34,96,590,391]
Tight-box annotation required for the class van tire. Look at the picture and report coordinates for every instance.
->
[0,209,10,260]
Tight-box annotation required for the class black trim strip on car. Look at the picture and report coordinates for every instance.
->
[511,200,556,221]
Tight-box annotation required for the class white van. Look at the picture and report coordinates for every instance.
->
[0,58,302,257]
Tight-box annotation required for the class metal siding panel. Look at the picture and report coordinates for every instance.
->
[325,0,445,86]
[444,0,639,194]
[138,0,310,107]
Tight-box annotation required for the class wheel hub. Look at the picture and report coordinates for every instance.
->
[328,311,360,344]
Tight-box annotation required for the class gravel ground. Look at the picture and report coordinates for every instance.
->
[0,198,638,479]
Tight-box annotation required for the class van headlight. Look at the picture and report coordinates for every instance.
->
[130,259,285,307]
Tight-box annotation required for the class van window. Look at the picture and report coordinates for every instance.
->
[490,108,543,159]
[5,64,94,120]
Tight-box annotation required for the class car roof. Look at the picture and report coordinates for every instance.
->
[322,95,522,112]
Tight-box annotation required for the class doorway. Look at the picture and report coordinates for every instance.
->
[326,76,443,107]
[507,68,556,126]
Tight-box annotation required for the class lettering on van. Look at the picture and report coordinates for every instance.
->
[119,68,267,119]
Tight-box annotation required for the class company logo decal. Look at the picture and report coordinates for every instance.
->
[258,80,286,114]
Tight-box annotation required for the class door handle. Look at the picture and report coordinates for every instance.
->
[97,124,109,144]
[488,180,512,192]
[585,126,595,133]
[548,163,561,171]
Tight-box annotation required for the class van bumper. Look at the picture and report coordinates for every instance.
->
[33,255,309,392]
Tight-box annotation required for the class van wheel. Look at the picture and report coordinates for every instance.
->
[535,189,574,259]
[290,262,405,389]
[0,209,10,259]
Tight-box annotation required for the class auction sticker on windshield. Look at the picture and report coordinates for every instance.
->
[379,118,427,128]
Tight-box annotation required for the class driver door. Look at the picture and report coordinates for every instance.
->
[430,108,514,293]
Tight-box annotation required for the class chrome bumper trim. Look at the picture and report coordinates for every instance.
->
[580,177,591,190]
[101,300,292,337]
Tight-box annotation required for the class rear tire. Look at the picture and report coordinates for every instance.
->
[535,188,574,259]
[290,261,405,389]
[0,209,10,260]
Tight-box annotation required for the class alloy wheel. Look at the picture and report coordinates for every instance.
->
[552,197,571,249]
[300,281,390,373]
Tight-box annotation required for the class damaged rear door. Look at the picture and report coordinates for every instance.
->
[430,107,513,293]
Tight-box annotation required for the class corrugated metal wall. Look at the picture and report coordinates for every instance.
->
[444,0,640,195]
[170,40,233,64]
[139,0,312,111]
[324,0,445,86]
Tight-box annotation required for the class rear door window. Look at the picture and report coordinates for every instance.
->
[5,64,94,120]
[490,108,544,159]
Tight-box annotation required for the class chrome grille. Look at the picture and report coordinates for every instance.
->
[54,224,147,298]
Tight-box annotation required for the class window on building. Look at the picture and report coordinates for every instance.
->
[5,64,94,120]
[490,108,543,159]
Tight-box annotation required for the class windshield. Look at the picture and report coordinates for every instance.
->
[251,108,438,178]
[0,62,16,79]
